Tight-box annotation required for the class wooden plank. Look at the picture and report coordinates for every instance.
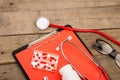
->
[0,56,120,80]
[0,7,120,35]
[43,6,120,19]
[0,29,120,64]
[95,55,120,80]
[0,34,41,55]
[0,0,119,80]
[108,74,120,80]
[0,64,26,80]
[0,54,14,65]
[0,0,120,11]
[95,55,120,74]
[0,34,45,64]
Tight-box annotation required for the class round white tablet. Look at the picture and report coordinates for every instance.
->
[36,16,50,30]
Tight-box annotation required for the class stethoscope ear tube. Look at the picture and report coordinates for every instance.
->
[49,23,120,46]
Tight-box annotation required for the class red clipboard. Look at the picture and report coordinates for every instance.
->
[12,29,108,80]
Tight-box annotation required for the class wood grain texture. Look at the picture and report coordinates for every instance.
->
[96,55,120,74]
[0,64,26,80]
[0,10,120,35]
[0,0,120,11]
[0,1,120,35]
[96,55,120,80]
[0,34,40,54]
[0,34,45,64]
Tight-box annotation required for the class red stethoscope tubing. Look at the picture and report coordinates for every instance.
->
[50,24,120,46]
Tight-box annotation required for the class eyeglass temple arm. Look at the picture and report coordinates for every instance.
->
[49,24,120,46]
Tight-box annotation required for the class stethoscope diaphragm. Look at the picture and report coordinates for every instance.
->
[36,16,50,30]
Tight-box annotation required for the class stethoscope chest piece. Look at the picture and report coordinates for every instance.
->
[36,16,50,30]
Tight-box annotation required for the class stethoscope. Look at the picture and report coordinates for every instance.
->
[36,16,110,80]
[36,16,120,46]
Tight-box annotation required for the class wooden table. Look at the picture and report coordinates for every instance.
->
[0,0,120,80]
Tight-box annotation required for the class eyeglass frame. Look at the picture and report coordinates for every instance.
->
[92,38,120,68]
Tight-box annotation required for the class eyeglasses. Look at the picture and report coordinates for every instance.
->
[92,38,120,68]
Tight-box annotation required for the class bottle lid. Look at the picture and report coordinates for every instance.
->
[59,64,72,75]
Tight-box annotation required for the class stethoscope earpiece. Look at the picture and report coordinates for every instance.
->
[36,16,50,30]
[55,36,72,51]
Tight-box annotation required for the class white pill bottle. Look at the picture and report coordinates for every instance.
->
[59,64,81,80]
